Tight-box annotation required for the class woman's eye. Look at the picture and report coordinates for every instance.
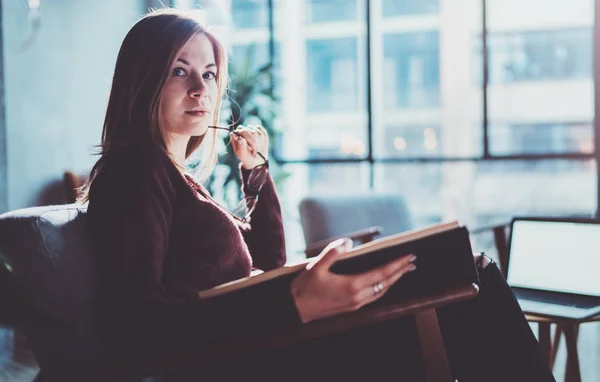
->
[172,67,187,77]
[203,71,217,80]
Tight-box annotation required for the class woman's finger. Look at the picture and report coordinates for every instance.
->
[351,261,417,308]
[248,126,260,143]
[230,132,247,154]
[234,130,257,153]
[308,238,353,272]
[229,132,240,149]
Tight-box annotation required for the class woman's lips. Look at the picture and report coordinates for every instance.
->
[185,111,209,117]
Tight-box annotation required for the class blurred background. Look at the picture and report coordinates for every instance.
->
[0,0,597,261]
[0,0,599,380]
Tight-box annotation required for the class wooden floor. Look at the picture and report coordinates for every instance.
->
[0,324,599,381]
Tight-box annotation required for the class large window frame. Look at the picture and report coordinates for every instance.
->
[255,0,600,217]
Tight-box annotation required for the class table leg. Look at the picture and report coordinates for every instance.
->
[550,324,562,369]
[564,323,581,382]
[538,322,552,366]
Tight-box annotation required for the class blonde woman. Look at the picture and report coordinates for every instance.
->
[84,8,554,381]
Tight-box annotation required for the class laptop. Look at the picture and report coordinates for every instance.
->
[506,217,600,320]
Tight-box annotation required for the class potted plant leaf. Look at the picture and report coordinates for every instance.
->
[202,44,290,207]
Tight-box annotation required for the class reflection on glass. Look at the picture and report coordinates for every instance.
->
[384,32,440,109]
[382,0,439,16]
[306,38,359,111]
[490,122,593,155]
[374,160,596,234]
[305,129,368,160]
[381,125,441,157]
[476,29,592,84]
[374,163,443,228]
[231,0,268,29]
[305,0,357,23]
[472,160,596,223]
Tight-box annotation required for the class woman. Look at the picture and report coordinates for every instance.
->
[84,8,555,381]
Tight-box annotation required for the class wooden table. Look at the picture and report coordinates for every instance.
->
[526,312,600,382]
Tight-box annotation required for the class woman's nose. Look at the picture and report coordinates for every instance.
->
[189,75,208,98]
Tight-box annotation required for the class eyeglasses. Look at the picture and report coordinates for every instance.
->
[209,125,269,222]
[209,125,268,164]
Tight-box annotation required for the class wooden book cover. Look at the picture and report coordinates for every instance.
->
[198,221,479,305]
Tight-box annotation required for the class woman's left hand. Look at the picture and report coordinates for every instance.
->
[230,124,270,170]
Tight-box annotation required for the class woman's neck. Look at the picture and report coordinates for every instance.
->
[166,134,190,174]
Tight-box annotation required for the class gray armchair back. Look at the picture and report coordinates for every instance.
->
[0,204,101,376]
[299,193,414,245]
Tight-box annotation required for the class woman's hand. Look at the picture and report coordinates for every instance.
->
[290,238,418,324]
[230,124,269,170]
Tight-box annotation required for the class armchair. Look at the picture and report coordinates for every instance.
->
[299,193,413,258]
[0,204,477,381]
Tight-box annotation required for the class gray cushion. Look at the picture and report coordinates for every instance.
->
[299,193,413,245]
[0,204,100,373]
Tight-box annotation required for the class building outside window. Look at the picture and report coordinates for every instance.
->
[175,0,597,263]
[306,38,359,111]
[384,31,440,109]
[382,0,439,16]
[305,0,358,23]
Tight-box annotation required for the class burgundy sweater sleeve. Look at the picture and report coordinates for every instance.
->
[88,147,299,351]
[239,166,287,271]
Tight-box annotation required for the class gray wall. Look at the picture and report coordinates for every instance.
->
[1,0,146,212]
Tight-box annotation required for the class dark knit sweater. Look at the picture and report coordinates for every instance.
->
[87,144,300,354]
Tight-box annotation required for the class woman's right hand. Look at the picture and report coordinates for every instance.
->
[290,238,417,324]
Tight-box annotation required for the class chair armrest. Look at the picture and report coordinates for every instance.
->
[303,226,383,258]
[114,283,479,378]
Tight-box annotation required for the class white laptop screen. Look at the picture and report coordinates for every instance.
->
[507,220,600,297]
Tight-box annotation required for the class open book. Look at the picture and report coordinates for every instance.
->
[198,221,479,301]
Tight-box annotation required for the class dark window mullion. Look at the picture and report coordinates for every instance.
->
[366,0,374,188]
[274,152,594,166]
[482,0,490,158]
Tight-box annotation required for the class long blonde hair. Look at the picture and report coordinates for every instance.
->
[79,8,228,201]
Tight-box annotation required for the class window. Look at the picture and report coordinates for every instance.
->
[382,0,439,16]
[227,0,598,262]
[231,0,269,29]
[231,43,279,73]
[306,38,360,111]
[381,125,441,157]
[384,32,440,109]
[490,122,593,155]
[305,0,358,23]
[477,29,592,84]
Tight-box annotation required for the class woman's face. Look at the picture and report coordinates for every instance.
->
[159,33,218,139]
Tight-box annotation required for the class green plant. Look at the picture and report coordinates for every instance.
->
[207,45,290,206]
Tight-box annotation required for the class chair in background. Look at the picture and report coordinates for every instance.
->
[0,204,477,381]
[63,171,87,204]
[299,193,413,258]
